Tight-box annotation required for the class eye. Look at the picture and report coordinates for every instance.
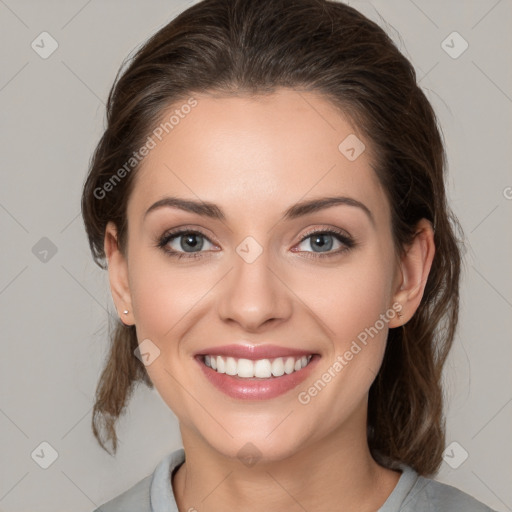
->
[156,229,217,259]
[293,228,356,258]
[155,226,356,261]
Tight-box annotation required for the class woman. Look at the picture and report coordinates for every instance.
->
[81,0,497,510]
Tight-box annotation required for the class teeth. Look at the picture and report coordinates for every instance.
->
[271,357,285,377]
[284,357,295,374]
[238,358,255,378]
[225,357,237,375]
[216,355,225,373]
[203,354,313,378]
[254,359,272,378]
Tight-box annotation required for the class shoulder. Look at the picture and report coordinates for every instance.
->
[91,474,152,512]
[402,474,498,512]
[90,448,185,512]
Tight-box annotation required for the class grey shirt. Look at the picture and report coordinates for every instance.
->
[92,448,497,512]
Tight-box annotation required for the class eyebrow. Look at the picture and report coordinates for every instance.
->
[144,195,375,226]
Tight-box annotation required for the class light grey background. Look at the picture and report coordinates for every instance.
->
[0,0,511,511]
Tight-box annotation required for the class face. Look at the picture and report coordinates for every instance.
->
[106,88,424,463]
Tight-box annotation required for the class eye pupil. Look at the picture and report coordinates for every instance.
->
[311,233,333,252]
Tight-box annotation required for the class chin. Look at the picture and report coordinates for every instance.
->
[194,414,315,466]
[211,437,304,466]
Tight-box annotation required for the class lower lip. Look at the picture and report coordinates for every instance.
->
[196,355,320,400]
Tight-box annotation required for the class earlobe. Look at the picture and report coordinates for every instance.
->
[389,219,435,328]
[104,221,134,325]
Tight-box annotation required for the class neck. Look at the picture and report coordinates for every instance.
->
[172,405,401,512]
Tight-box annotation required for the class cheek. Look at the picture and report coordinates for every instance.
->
[128,250,210,342]
[333,268,391,346]
[127,254,209,415]
[294,250,393,347]
[130,266,175,340]
[296,249,395,408]
[294,263,393,420]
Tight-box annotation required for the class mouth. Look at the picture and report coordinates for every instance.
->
[194,346,320,400]
[200,354,313,378]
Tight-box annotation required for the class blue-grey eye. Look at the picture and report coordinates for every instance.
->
[164,231,214,253]
[297,232,344,253]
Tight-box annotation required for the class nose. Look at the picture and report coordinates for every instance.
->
[216,247,293,332]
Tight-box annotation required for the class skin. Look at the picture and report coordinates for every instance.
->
[104,88,435,512]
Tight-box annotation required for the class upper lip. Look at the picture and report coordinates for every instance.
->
[194,344,315,360]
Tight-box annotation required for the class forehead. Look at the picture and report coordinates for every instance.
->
[127,88,388,225]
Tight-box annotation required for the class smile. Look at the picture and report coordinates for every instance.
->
[202,354,313,378]
[196,352,320,400]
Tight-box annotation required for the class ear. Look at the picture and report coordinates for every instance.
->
[388,218,435,328]
[104,221,134,326]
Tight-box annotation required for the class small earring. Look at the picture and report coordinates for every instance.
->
[123,310,129,315]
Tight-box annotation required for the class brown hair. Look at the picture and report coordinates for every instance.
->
[81,0,464,476]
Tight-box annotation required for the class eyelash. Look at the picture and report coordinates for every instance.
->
[155,226,357,261]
